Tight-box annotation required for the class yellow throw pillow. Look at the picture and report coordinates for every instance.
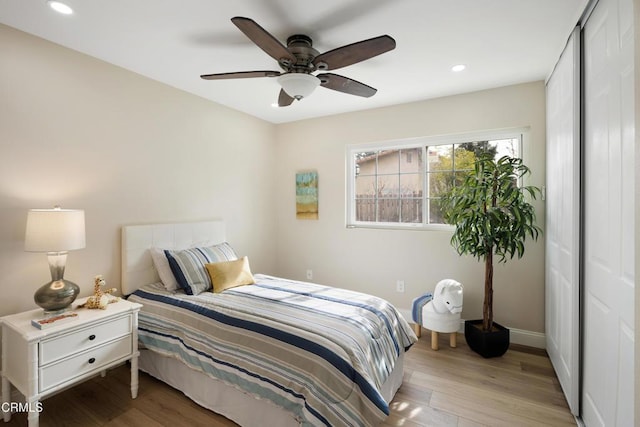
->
[205,256,254,293]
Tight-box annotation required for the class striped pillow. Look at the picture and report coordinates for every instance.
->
[165,243,238,295]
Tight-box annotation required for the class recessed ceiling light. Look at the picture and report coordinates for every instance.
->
[451,64,466,72]
[47,1,73,15]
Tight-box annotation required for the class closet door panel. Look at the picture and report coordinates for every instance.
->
[545,27,580,416]
[582,0,635,424]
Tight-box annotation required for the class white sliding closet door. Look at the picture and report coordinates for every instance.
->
[545,26,581,416]
[583,0,635,424]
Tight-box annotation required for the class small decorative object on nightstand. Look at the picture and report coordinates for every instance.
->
[77,275,119,310]
[1,298,141,427]
[24,206,86,315]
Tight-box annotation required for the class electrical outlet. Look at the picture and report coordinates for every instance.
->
[306,269,313,280]
[396,280,405,293]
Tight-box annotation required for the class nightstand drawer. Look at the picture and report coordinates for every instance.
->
[39,336,132,392]
[39,314,132,365]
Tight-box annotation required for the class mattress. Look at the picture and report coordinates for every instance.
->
[128,274,417,426]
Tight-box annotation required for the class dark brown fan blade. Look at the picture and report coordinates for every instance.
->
[318,73,377,97]
[231,17,296,65]
[278,89,295,107]
[313,35,396,71]
[200,71,281,80]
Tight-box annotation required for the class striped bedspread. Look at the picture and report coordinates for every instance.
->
[128,274,417,426]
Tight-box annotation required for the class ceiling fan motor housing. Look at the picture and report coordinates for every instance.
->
[281,34,321,72]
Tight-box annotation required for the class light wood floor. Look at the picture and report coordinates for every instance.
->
[4,331,576,426]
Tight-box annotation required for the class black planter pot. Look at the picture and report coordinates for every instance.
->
[464,320,510,358]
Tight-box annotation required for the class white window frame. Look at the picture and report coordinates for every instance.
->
[345,128,529,230]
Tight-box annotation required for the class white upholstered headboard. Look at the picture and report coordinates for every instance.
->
[121,220,226,295]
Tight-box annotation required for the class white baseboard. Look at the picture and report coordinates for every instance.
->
[399,308,546,349]
[508,327,546,349]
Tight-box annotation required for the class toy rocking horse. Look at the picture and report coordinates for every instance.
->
[411,279,463,350]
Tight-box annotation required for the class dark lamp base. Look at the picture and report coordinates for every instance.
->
[34,279,80,314]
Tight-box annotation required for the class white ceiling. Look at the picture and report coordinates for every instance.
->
[1,0,587,124]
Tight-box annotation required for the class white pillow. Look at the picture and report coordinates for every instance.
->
[150,247,180,291]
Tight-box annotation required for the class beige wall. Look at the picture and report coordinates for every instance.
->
[0,24,278,316]
[0,24,548,339]
[274,82,547,334]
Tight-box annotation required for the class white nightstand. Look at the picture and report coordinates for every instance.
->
[1,298,142,427]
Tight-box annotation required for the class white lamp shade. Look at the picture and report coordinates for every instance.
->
[25,208,86,252]
[277,73,320,99]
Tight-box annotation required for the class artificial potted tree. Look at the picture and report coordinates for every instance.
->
[440,154,542,358]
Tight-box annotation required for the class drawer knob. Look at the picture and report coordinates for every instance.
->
[88,358,96,364]
[89,334,96,341]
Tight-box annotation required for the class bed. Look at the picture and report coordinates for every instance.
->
[121,221,416,426]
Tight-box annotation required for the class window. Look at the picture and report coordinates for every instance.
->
[346,130,524,229]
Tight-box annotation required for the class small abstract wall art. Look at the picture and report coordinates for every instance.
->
[296,171,318,220]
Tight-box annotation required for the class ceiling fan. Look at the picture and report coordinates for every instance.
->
[200,17,396,107]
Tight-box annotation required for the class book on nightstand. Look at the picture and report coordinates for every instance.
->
[31,312,79,329]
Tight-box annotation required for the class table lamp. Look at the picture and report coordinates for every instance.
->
[25,206,86,315]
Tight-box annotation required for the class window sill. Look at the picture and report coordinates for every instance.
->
[346,222,454,232]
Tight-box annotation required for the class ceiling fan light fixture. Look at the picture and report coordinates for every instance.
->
[277,73,320,100]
